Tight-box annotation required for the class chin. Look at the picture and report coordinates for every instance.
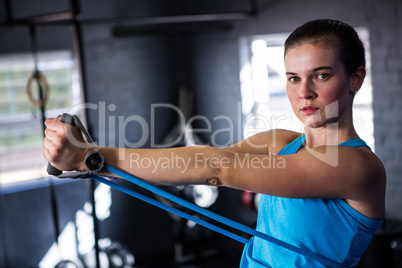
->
[303,118,340,129]
[299,114,320,128]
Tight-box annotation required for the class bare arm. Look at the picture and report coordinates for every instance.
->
[43,119,384,203]
[98,144,384,203]
[219,146,383,198]
[43,118,227,186]
[97,146,224,186]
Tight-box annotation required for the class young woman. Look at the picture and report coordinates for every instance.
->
[43,19,386,267]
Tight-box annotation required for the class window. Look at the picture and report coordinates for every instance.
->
[0,51,82,185]
[239,28,374,149]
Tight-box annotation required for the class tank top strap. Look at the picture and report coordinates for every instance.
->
[279,135,371,155]
[278,135,306,155]
[338,138,371,150]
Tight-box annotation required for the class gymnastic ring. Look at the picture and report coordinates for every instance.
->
[26,70,49,107]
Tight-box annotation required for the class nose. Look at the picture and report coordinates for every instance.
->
[299,80,317,100]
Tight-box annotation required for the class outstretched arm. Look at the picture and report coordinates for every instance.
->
[43,118,384,202]
[43,117,229,186]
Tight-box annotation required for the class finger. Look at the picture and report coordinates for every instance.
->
[43,144,48,159]
[45,118,64,132]
[43,136,54,151]
[43,137,57,155]
[43,139,57,163]
[43,143,53,163]
[44,118,56,127]
[44,128,63,146]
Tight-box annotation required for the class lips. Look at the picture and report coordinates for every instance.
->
[301,106,319,115]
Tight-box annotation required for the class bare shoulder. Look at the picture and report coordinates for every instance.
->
[322,145,386,188]
[346,147,386,185]
[360,148,386,193]
[340,147,386,219]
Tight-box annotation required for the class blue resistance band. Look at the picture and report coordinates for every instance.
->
[98,164,345,268]
[91,174,248,244]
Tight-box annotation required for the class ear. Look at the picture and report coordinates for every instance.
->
[350,66,366,93]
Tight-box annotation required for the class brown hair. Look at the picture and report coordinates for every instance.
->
[284,19,365,75]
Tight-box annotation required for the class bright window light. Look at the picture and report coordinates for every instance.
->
[0,51,82,185]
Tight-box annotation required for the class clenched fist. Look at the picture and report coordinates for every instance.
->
[43,117,91,172]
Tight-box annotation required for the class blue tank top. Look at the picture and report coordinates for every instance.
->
[239,135,382,267]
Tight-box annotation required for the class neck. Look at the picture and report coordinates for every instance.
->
[303,115,359,148]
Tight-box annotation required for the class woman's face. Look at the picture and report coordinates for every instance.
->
[284,43,354,128]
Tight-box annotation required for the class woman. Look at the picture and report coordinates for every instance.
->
[43,19,386,267]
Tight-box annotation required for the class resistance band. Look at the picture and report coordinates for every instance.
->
[48,114,345,268]
[91,174,248,244]
[102,165,345,268]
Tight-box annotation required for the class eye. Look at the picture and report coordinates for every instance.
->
[288,76,301,83]
[316,73,330,80]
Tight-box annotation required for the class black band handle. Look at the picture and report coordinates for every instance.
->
[46,114,76,176]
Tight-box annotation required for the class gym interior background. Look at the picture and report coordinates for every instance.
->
[0,0,401,267]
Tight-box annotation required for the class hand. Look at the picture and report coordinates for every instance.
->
[43,117,90,171]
